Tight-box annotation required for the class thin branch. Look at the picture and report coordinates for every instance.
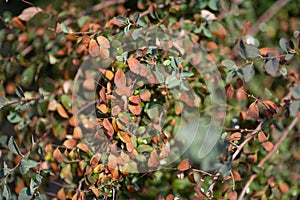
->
[248,0,292,36]
[232,120,265,161]
[238,116,299,200]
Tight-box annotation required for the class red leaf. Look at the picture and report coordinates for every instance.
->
[114,69,126,88]
[177,159,191,171]
[103,119,114,137]
[247,102,259,119]
[127,57,141,74]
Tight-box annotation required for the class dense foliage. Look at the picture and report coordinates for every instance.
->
[0,0,300,199]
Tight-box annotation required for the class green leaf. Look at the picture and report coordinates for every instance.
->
[15,85,25,98]
[59,23,71,33]
[114,16,126,25]
[146,104,161,120]
[77,16,89,27]
[133,12,140,23]
[289,101,300,117]
[279,37,289,52]
[136,144,153,153]
[3,184,11,200]
[19,159,38,175]
[30,174,43,194]
[208,0,218,11]
[137,18,147,27]
[290,83,300,99]
[20,66,35,88]
[170,57,178,69]
[61,94,71,110]
[132,28,141,40]
[153,71,164,83]
[35,193,47,200]
[242,63,255,82]
[7,111,22,123]
[18,187,32,200]
[222,60,236,69]
[265,58,279,76]
[0,96,9,109]
[285,54,294,61]
[238,40,260,59]
[8,136,22,155]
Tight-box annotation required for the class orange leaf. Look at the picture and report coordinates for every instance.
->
[140,89,151,101]
[77,143,89,153]
[258,131,268,143]
[57,103,69,118]
[118,132,131,143]
[128,104,142,115]
[230,132,241,141]
[206,42,218,51]
[116,87,132,97]
[259,47,280,58]
[210,21,226,39]
[227,191,237,200]
[99,46,110,59]
[263,141,274,151]
[103,118,114,136]
[90,153,101,167]
[53,148,63,162]
[166,194,174,200]
[139,66,149,77]
[97,36,110,48]
[73,127,82,139]
[127,57,141,74]
[278,181,290,194]
[129,95,141,104]
[97,104,108,114]
[247,102,259,119]
[114,69,126,88]
[126,142,134,152]
[263,100,278,111]
[177,159,191,171]
[105,70,114,80]
[88,39,99,57]
[148,150,159,168]
[63,139,77,149]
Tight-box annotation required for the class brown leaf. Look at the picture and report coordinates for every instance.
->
[88,39,99,57]
[116,87,132,97]
[247,102,259,119]
[139,66,149,77]
[210,21,226,39]
[73,127,83,139]
[206,42,218,51]
[112,105,121,116]
[230,132,241,141]
[114,69,126,88]
[90,153,101,167]
[118,132,131,143]
[227,191,237,200]
[57,188,66,200]
[99,46,110,59]
[108,154,117,169]
[53,148,63,162]
[236,87,248,103]
[63,139,77,149]
[177,159,191,171]
[148,150,159,168]
[263,141,274,151]
[242,21,252,35]
[258,131,268,143]
[236,78,244,89]
[57,103,69,119]
[103,119,114,137]
[263,100,278,112]
[48,99,57,111]
[140,89,151,101]
[96,36,110,48]
[232,170,242,181]
[225,84,234,99]
[128,104,142,115]
[278,181,290,194]
[18,7,43,21]
[127,57,141,74]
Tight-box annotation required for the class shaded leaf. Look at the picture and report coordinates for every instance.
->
[225,84,234,99]
[114,16,127,25]
[19,159,38,174]
[290,83,300,99]
[230,132,241,141]
[8,136,22,155]
[61,94,72,110]
[16,85,25,98]
[209,21,226,38]
[247,102,259,119]
[96,36,110,48]
[242,63,255,82]
[238,40,260,59]
[279,37,289,52]
[18,187,32,200]
[18,7,42,21]
[265,58,279,76]
[140,89,151,101]
[148,150,159,168]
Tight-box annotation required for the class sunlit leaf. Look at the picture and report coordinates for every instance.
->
[263,141,274,151]
[57,103,69,118]
[63,139,77,149]
[177,159,191,171]
[129,104,142,115]
[53,148,63,162]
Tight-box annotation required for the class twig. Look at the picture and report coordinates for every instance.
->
[81,0,127,16]
[232,120,264,161]
[248,0,292,36]
[238,116,299,200]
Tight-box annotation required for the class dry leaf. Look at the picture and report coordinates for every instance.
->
[247,102,259,119]
[148,150,159,168]
[53,148,63,162]
[73,127,83,139]
[177,159,191,171]
[88,39,99,57]
[206,41,218,51]
[97,36,110,48]
[97,104,108,114]
[225,84,234,99]
[99,46,110,59]
[230,132,241,141]
[90,153,101,167]
[258,131,268,143]
[127,57,141,74]
[114,69,126,88]
[77,143,89,153]
[18,7,43,21]
[128,104,142,115]
[105,70,114,80]
[118,132,131,143]
[263,141,274,151]
[57,103,69,118]
[63,139,77,149]
[103,118,114,137]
